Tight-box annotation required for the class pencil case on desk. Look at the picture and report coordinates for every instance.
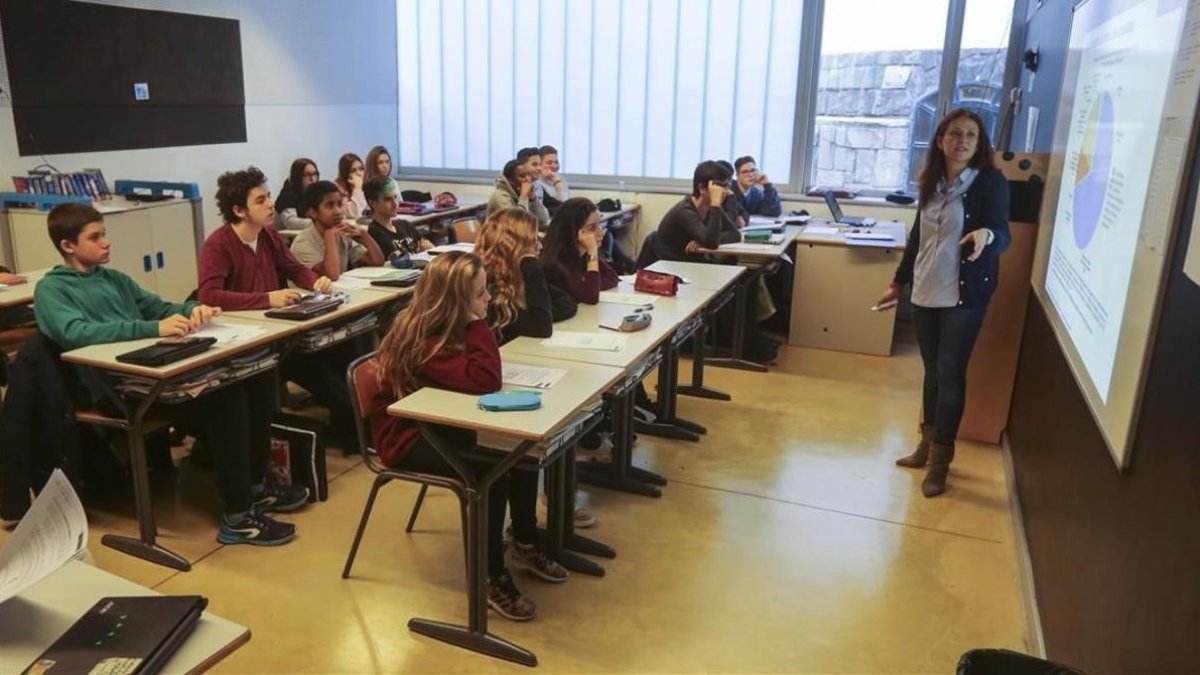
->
[477,391,542,412]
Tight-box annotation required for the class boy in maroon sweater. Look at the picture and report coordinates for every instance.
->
[198,167,333,308]
[200,167,360,451]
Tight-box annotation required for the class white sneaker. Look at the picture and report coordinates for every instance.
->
[575,433,613,463]
[536,493,598,529]
[573,506,597,529]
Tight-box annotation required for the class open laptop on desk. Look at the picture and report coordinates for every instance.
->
[823,191,876,227]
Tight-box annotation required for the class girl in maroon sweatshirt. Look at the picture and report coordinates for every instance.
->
[540,197,619,305]
[369,251,567,622]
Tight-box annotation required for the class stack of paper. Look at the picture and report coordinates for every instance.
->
[192,322,270,345]
[0,470,89,605]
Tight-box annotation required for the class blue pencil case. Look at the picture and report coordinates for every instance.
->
[477,391,542,412]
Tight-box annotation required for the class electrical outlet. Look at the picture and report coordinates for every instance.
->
[134,82,149,101]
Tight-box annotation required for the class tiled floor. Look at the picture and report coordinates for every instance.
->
[3,331,1029,673]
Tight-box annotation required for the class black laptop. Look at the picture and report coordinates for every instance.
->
[823,191,875,227]
[24,595,207,675]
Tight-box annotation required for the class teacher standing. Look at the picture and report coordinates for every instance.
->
[878,108,1010,498]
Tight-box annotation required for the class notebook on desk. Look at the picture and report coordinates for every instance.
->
[823,191,876,227]
[23,595,207,675]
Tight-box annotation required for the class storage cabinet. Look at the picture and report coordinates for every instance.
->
[2,198,203,303]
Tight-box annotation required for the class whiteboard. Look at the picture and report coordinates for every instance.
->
[1032,0,1200,469]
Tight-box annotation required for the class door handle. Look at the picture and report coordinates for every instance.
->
[156,251,164,269]
[143,254,152,272]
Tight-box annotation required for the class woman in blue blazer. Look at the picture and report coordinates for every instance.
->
[877,109,1011,498]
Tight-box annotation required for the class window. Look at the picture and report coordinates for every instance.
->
[810,0,1012,195]
[397,0,1017,194]
[396,0,804,183]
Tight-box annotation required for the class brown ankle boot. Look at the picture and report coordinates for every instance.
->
[895,425,935,468]
[922,443,955,497]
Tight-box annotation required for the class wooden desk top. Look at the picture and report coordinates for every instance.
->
[60,315,295,380]
[388,355,623,442]
[0,560,249,675]
[645,261,745,291]
[0,268,49,308]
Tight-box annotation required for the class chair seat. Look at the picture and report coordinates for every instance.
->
[74,409,170,435]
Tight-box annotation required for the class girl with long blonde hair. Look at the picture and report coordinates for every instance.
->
[368,251,568,622]
[475,207,573,344]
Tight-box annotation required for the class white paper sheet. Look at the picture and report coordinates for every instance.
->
[192,322,270,345]
[802,225,843,236]
[0,470,88,605]
[541,331,628,351]
[503,362,569,389]
[598,291,658,307]
[332,276,373,291]
[844,231,894,242]
[342,266,402,279]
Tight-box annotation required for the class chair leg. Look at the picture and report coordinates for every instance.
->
[342,475,389,579]
[405,484,429,533]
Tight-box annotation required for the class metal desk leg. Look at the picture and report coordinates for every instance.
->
[636,342,701,442]
[561,445,616,561]
[407,425,537,667]
[99,381,191,572]
[578,392,663,498]
[540,447,607,577]
[707,274,768,373]
[678,312,732,401]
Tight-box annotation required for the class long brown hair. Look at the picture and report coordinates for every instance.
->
[918,108,994,206]
[335,153,363,195]
[365,145,393,181]
[475,208,541,330]
[376,251,485,395]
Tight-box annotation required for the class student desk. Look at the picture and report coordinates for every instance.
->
[503,288,714,498]
[598,204,641,260]
[60,317,297,571]
[697,225,802,373]
[224,287,408,353]
[789,220,907,356]
[0,268,48,308]
[397,196,487,227]
[0,560,250,674]
[644,262,745,401]
[388,357,622,667]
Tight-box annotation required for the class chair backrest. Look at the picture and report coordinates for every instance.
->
[346,351,386,470]
[452,217,481,243]
[636,230,661,269]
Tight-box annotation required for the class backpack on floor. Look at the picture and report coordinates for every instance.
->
[268,413,328,503]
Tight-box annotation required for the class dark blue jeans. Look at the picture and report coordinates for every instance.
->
[912,304,987,446]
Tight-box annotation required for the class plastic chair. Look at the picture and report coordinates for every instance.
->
[451,216,481,244]
[341,352,470,579]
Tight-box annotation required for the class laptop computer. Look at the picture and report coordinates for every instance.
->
[823,191,876,227]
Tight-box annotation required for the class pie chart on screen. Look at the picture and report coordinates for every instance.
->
[1072,91,1115,249]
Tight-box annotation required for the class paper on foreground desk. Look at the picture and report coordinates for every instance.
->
[0,472,249,673]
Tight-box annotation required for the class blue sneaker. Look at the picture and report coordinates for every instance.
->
[217,512,296,546]
[252,484,310,514]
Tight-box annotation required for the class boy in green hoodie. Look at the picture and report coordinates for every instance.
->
[35,203,307,546]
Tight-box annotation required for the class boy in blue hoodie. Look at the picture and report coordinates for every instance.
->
[35,203,307,546]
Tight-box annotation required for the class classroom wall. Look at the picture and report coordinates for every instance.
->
[1010,0,1074,152]
[0,0,398,236]
[1006,2,1200,671]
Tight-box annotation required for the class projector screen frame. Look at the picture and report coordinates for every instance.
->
[1032,0,1200,470]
